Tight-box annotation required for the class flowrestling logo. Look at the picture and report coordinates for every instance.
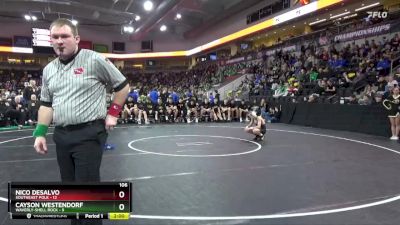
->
[367,11,388,19]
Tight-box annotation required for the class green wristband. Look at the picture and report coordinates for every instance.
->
[33,124,49,137]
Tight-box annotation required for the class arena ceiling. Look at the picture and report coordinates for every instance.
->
[0,0,270,40]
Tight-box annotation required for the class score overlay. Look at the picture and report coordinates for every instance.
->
[8,182,131,220]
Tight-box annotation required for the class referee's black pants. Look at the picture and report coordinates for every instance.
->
[53,120,107,225]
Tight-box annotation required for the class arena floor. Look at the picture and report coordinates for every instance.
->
[0,123,400,225]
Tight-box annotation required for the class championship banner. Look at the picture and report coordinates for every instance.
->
[334,24,391,42]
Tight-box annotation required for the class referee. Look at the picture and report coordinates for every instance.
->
[33,19,129,225]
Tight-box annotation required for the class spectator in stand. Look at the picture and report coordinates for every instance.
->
[0,95,8,120]
[122,96,135,123]
[214,90,220,102]
[376,57,391,75]
[128,88,139,103]
[325,79,337,96]
[358,94,372,105]
[309,67,319,83]
[265,106,281,123]
[187,97,198,123]
[220,99,231,121]
[134,98,149,125]
[27,94,40,125]
[372,92,383,105]
[145,97,156,122]
[23,79,40,102]
[160,87,169,104]
[347,94,358,104]
[307,94,318,103]
[155,98,165,122]
[376,75,388,95]
[314,80,327,95]
[3,96,25,128]
[230,99,239,121]
[165,98,177,122]
[209,92,215,104]
[238,100,250,123]
[273,82,288,98]
[149,88,159,104]
[170,91,180,104]
[13,95,27,126]
[259,98,268,120]
[176,98,187,122]
[386,75,398,89]
[212,98,223,122]
[390,33,399,51]
[200,98,212,121]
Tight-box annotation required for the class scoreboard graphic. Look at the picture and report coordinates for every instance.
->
[32,28,51,47]
[8,182,132,220]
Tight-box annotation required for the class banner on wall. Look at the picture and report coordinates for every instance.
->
[265,45,296,56]
[79,40,93,49]
[226,57,245,65]
[93,43,108,53]
[334,23,391,42]
[13,36,32,48]
[0,37,13,46]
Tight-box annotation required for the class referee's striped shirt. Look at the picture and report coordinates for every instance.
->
[40,49,127,126]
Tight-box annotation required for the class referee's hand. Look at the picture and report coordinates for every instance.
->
[34,137,48,154]
[105,115,118,131]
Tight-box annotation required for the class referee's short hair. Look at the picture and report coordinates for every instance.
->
[50,18,78,36]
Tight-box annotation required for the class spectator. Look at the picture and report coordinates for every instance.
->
[23,79,40,102]
[347,94,358,104]
[149,88,159,104]
[325,79,337,96]
[27,94,40,125]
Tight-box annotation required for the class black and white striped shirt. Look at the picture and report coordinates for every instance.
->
[40,49,127,126]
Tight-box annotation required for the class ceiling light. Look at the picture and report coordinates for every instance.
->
[135,15,141,21]
[160,25,167,32]
[309,18,327,26]
[176,13,182,19]
[71,19,78,25]
[144,0,153,11]
[123,25,134,33]
[355,2,380,11]
[24,14,31,21]
[343,13,358,19]
[330,11,350,19]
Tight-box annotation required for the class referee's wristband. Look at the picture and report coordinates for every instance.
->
[108,103,123,117]
[33,124,49,137]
